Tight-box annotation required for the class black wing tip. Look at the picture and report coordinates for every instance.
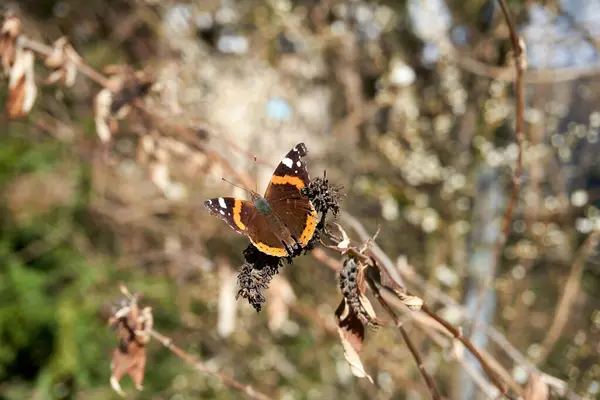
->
[204,199,217,213]
[294,142,308,156]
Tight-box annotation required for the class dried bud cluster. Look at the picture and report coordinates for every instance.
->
[339,257,379,328]
[302,174,344,226]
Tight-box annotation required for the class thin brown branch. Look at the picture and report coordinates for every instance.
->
[457,53,600,84]
[148,329,272,400]
[366,277,442,400]
[421,304,510,398]
[18,36,112,88]
[535,230,600,364]
[470,0,527,334]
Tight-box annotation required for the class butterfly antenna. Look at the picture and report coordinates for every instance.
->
[221,177,254,197]
[253,155,259,194]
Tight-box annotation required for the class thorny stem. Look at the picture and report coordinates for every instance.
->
[470,0,527,336]
[366,278,442,400]
[148,329,272,400]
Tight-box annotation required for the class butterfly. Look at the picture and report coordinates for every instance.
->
[204,143,318,257]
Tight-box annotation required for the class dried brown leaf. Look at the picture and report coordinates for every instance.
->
[332,223,350,250]
[6,47,37,119]
[44,37,67,69]
[0,12,21,73]
[110,343,147,396]
[399,294,423,311]
[94,88,114,142]
[334,298,373,383]
[524,373,550,400]
[109,292,153,396]
[43,37,81,87]
[358,293,378,321]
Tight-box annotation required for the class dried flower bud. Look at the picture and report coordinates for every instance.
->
[6,46,37,119]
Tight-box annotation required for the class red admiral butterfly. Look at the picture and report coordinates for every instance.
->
[204,143,318,257]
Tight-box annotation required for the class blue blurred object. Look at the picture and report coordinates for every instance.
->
[265,97,292,121]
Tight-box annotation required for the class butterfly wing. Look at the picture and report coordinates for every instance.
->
[204,196,289,257]
[264,142,318,247]
[245,212,289,257]
[267,142,311,189]
[204,197,255,235]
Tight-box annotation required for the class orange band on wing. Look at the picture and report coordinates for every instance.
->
[270,175,305,190]
[250,238,288,257]
[233,200,247,231]
[299,206,318,246]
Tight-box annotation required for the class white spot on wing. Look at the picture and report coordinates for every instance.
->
[220,210,225,215]
[296,161,301,167]
[282,157,293,168]
[218,197,227,208]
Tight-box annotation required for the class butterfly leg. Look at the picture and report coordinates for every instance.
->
[282,236,303,257]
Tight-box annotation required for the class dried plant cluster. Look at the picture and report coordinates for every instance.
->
[1,1,599,399]
[108,286,153,396]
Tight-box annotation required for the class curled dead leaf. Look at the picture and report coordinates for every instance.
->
[6,46,37,119]
[332,223,350,250]
[110,343,146,397]
[94,88,114,143]
[335,298,373,383]
[108,291,153,396]
[399,294,423,311]
[44,37,81,87]
[524,373,550,400]
[0,12,21,73]
[358,293,378,322]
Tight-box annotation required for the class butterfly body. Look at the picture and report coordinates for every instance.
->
[205,143,318,258]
